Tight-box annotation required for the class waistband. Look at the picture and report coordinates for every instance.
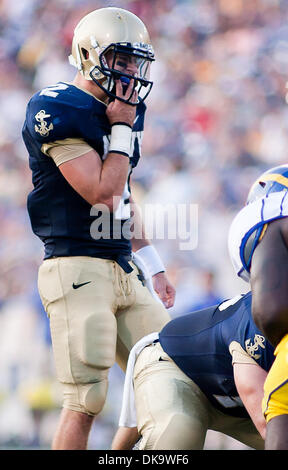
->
[48,253,133,273]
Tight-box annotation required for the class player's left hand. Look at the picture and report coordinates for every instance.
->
[152,272,176,309]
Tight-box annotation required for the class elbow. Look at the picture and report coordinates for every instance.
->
[90,191,116,212]
[91,198,114,212]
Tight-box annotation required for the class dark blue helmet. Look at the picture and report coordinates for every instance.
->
[247,164,288,204]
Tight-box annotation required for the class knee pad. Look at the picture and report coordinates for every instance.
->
[63,379,108,416]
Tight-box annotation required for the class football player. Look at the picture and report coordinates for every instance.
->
[228,164,288,449]
[22,7,174,450]
[111,292,274,450]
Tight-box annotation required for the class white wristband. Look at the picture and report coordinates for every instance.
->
[135,245,165,277]
[109,123,132,157]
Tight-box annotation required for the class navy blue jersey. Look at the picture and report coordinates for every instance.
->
[22,82,145,262]
[159,292,275,418]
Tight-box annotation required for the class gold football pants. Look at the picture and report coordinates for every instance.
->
[38,256,170,415]
[134,342,264,450]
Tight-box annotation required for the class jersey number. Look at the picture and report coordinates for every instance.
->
[218,295,243,311]
[40,84,69,98]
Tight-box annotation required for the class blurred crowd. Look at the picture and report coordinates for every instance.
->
[1,0,288,449]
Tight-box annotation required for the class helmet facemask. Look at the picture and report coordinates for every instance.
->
[89,42,154,105]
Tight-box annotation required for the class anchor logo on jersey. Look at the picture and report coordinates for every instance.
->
[245,334,265,360]
[34,110,54,137]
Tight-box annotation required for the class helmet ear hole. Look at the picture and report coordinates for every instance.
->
[81,48,89,60]
[259,181,266,188]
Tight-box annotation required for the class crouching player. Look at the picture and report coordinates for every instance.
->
[112,292,274,450]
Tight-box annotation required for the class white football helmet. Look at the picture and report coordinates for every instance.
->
[247,165,288,204]
[69,7,155,105]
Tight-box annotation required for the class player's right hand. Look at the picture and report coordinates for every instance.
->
[106,78,137,128]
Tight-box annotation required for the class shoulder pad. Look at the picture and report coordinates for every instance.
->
[25,82,105,142]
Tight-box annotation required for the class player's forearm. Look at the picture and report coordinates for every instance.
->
[96,152,130,210]
[129,197,150,251]
[234,363,267,440]
[244,387,267,440]
[253,412,266,440]
[130,197,166,276]
[95,122,132,210]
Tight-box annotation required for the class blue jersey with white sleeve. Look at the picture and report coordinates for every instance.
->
[159,292,275,418]
[22,82,145,263]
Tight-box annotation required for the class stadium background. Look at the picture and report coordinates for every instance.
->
[0,0,287,449]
